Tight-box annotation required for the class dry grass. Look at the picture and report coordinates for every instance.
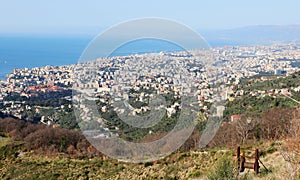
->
[0,137,10,148]
[0,140,299,179]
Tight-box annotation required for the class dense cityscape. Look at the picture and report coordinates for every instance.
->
[1,42,300,179]
[1,43,299,125]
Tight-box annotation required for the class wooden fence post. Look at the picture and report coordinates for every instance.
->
[254,149,259,174]
[237,146,241,171]
[236,147,260,174]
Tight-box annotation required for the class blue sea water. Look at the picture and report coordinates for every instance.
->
[0,35,230,80]
[0,35,92,79]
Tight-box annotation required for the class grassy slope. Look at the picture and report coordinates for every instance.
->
[0,139,297,179]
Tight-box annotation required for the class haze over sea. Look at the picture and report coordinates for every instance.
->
[0,35,236,80]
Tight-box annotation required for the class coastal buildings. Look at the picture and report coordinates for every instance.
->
[0,43,299,129]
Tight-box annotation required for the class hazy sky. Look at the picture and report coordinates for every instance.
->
[1,0,299,35]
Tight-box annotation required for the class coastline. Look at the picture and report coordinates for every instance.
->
[0,34,296,82]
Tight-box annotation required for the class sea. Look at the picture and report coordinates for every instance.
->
[0,35,91,80]
[0,35,233,80]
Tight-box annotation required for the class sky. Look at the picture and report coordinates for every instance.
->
[0,0,300,35]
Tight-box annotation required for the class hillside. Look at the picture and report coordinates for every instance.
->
[0,72,300,179]
[202,25,300,46]
[224,71,300,119]
[0,113,299,179]
[0,137,297,179]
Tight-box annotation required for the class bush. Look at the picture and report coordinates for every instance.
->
[188,170,201,178]
[0,132,6,137]
[0,118,103,158]
[207,157,236,180]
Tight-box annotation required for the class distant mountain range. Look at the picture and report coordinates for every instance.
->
[201,25,300,46]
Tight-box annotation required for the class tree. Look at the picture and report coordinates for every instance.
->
[260,108,293,140]
[235,115,259,144]
[280,108,300,178]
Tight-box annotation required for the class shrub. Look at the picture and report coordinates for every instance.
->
[0,118,103,158]
[188,170,201,178]
[207,157,236,180]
